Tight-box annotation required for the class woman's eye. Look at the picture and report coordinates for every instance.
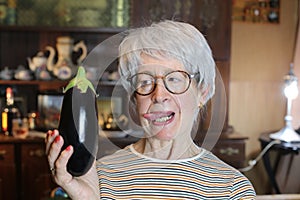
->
[138,80,152,87]
[167,77,182,83]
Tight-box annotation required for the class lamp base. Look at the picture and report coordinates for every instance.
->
[270,126,300,143]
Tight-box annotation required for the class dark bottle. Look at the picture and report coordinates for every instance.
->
[1,87,21,136]
[58,66,99,177]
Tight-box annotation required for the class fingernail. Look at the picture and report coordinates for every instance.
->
[50,131,55,137]
[66,145,72,151]
[54,135,60,143]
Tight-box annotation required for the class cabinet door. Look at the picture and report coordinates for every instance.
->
[212,139,246,169]
[0,144,16,200]
[21,143,56,200]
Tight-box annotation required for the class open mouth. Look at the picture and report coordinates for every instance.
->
[143,111,175,125]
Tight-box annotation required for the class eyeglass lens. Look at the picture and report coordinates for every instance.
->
[130,71,191,95]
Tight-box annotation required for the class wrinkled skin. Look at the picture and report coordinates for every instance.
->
[45,129,99,200]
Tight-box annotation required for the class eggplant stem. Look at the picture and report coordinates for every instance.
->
[63,66,98,97]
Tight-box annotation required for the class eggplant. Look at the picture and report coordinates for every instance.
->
[58,66,99,177]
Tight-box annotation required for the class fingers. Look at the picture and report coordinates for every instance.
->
[46,130,64,170]
[45,130,58,155]
[45,130,74,185]
[54,145,74,185]
[45,130,97,199]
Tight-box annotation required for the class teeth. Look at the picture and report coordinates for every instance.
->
[154,115,172,122]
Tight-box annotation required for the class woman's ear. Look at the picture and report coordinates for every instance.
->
[198,85,210,107]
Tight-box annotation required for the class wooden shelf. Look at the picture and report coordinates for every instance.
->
[0,25,127,33]
[232,0,280,24]
[0,80,123,91]
[0,80,67,91]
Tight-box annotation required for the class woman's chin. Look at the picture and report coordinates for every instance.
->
[148,129,177,141]
[141,120,179,140]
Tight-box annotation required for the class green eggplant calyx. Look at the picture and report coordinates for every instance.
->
[63,66,98,96]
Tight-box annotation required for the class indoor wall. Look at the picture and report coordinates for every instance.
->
[229,0,299,194]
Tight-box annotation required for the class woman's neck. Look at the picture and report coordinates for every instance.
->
[133,137,200,160]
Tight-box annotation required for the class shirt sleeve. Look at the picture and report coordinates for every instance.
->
[230,170,256,200]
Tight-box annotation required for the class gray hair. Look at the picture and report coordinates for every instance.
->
[118,20,215,104]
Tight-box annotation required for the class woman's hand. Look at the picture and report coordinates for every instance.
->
[45,129,100,200]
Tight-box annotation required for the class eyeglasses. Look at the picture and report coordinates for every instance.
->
[127,70,198,96]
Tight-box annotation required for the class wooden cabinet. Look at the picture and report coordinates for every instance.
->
[195,126,248,169]
[0,0,232,130]
[21,143,56,200]
[0,136,56,200]
[212,133,247,169]
[0,0,247,188]
[0,0,232,128]
[0,0,248,166]
[0,144,17,200]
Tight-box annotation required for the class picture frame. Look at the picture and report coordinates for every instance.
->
[36,93,64,131]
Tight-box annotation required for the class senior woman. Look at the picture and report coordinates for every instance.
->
[46,20,256,199]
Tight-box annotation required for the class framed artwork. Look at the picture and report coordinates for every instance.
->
[36,93,64,131]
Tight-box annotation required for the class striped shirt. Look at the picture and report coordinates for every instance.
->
[96,144,256,199]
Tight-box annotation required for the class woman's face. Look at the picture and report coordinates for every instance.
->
[135,54,201,141]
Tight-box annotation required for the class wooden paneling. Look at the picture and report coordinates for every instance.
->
[130,0,231,60]
[0,136,56,200]
[0,31,40,68]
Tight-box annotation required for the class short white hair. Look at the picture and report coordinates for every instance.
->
[118,20,215,104]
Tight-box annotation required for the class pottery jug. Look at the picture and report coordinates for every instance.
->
[46,36,87,80]
[27,51,47,72]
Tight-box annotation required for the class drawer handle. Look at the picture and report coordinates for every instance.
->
[0,150,6,156]
[0,150,7,160]
[220,147,239,156]
[29,149,45,157]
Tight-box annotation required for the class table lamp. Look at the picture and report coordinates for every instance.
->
[270,63,300,143]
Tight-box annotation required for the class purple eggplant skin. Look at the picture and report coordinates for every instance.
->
[58,86,98,177]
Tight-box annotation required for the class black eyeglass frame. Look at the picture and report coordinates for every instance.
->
[127,70,199,96]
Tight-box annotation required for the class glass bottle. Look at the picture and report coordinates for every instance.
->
[0,0,7,24]
[1,87,21,136]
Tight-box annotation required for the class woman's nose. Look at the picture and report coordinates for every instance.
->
[151,80,170,103]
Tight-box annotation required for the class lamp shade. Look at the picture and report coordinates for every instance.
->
[284,81,298,99]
